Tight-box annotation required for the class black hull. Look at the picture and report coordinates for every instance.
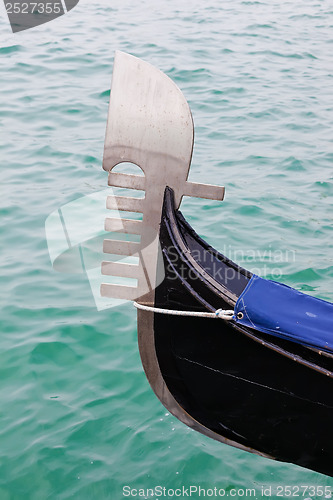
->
[152,188,333,477]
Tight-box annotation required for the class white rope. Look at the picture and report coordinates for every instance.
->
[133,302,234,320]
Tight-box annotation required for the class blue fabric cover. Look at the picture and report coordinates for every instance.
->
[234,275,333,353]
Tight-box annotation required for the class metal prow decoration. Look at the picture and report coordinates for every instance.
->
[101,51,224,304]
[99,52,271,458]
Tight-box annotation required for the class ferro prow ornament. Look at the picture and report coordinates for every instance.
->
[100,52,333,477]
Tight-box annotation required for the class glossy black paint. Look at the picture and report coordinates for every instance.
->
[153,187,333,477]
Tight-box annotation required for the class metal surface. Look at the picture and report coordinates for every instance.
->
[101,51,224,302]
[98,52,271,462]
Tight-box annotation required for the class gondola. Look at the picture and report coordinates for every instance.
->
[100,51,333,477]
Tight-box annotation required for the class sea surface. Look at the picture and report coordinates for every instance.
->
[0,0,333,498]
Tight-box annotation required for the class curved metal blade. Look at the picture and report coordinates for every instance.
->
[103,51,193,197]
[101,51,224,302]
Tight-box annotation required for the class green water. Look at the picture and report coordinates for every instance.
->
[1,0,333,498]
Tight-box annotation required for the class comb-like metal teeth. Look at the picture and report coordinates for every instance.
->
[103,239,141,256]
[183,182,225,201]
[101,261,141,279]
[100,283,138,301]
[108,172,145,191]
[101,52,224,305]
[106,195,144,212]
[104,218,142,235]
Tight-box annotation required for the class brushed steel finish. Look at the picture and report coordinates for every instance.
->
[108,171,145,191]
[101,261,141,279]
[104,218,142,234]
[106,195,144,213]
[101,283,138,301]
[101,51,224,302]
[103,239,141,256]
[98,53,269,460]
